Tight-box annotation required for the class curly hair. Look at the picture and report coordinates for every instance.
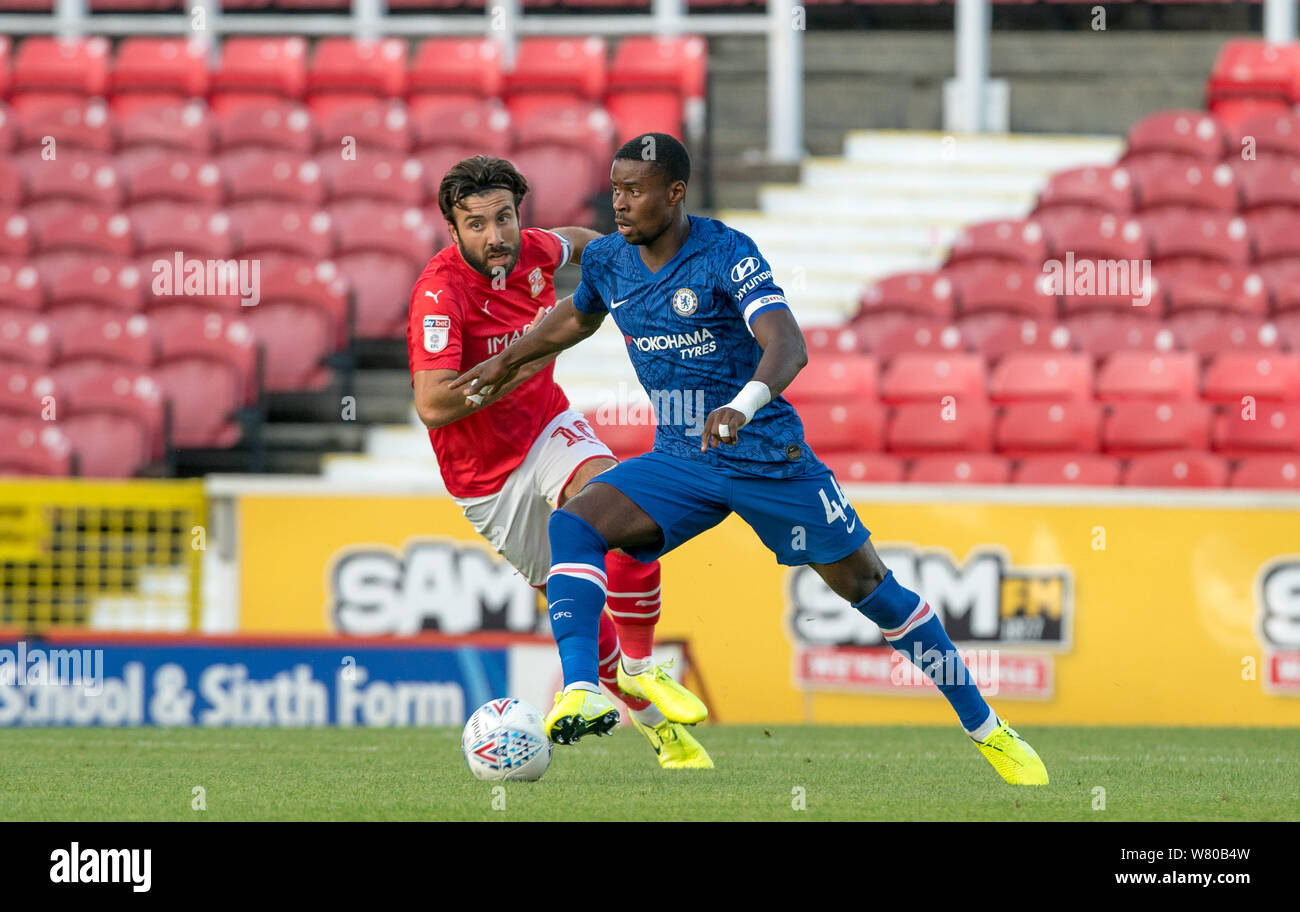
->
[437,155,530,225]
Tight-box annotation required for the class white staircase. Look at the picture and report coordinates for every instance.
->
[323,129,1123,483]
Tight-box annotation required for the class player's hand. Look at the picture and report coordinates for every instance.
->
[523,305,547,333]
[450,354,518,408]
[701,407,748,452]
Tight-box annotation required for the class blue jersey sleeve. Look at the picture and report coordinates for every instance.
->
[572,239,608,316]
[718,228,790,331]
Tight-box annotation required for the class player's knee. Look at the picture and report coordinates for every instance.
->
[850,570,921,630]
[549,508,610,561]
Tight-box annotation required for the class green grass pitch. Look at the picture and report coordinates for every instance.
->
[1,725,1297,821]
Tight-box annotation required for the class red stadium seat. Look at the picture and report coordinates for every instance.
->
[62,369,166,474]
[1122,450,1228,488]
[212,38,308,100]
[331,201,436,264]
[0,261,43,312]
[247,258,349,391]
[610,35,706,98]
[946,264,1058,319]
[228,202,335,260]
[133,205,235,263]
[1201,352,1300,402]
[1011,454,1122,486]
[1064,313,1176,358]
[118,101,214,154]
[1233,157,1300,213]
[820,452,904,484]
[906,454,1010,484]
[410,97,512,155]
[39,253,145,314]
[1230,455,1300,489]
[152,310,257,447]
[1214,402,1300,456]
[120,150,225,206]
[0,210,34,258]
[1058,260,1162,318]
[0,365,57,418]
[857,317,966,361]
[792,400,885,452]
[0,312,54,368]
[314,99,411,154]
[0,38,8,97]
[1043,211,1148,262]
[1259,261,1300,313]
[1128,159,1239,212]
[604,92,686,144]
[11,36,110,96]
[989,352,1093,402]
[334,252,417,339]
[1095,352,1200,400]
[886,400,994,456]
[35,208,132,256]
[1229,112,1300,160]
[1166,313,1282,355]
[0,160,23,206]
[514,102,614,182]
[24,153,123,208]
[16,98,114,154]
[1033,165,1135,215]
[1122,109,1227,164]
[0,104,14,155]
[1206,40,1300,110]
[945,218,1048,270]
[112,37,208,97]
[858,271,957,321]
[1276,310,1300,348]
[880,353,986,404]
[1101,400,1213,457]
[410,39,503,98]
[1141,211,1250,267]
[803,325,869,356]
[783,355,879,405]
[50,312,155,369]
[215,99,315,153]
[511,146,597,226]
[0,420,74,476]
[318,154,427,207]
[308,38,408,98]
[1246,211,1300,264]
[221,150,325,206]
[1158,264,1270,317]
[961,317,1074,362]
[504,37,607,99]
[995,400,1100,456]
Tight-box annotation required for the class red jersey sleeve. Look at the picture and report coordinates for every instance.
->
[408,274,466,374]
[525,227,572,271]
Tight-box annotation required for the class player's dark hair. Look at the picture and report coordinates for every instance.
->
[614,133,691,189]
[438,155,530,224]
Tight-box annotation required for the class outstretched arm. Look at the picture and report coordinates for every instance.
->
[449,294,606,405]
[699,308,808,452]
[548,226,603,265]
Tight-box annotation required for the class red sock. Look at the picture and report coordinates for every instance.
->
[597,610,650,711]
[604,550,661,660]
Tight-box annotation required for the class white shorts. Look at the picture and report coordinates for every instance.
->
[453,408,615,587]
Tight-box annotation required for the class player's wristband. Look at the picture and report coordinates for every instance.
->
[724,380,772,427]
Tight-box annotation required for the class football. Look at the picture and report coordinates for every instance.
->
[461,698,553,782]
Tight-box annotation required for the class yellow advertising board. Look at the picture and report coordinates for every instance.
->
[236,486,1300,726]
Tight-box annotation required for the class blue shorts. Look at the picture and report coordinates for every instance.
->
[591,450,870,566]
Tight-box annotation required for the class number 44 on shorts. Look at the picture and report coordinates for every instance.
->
[817,479,853,526]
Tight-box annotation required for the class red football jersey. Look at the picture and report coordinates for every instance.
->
[407,227,572,498]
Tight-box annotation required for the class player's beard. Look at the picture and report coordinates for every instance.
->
[460,241,519,280]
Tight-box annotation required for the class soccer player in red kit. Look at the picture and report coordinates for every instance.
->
[407,155,711,767]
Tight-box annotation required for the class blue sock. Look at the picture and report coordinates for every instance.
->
[853,571,995,735]
[546,510,611,690]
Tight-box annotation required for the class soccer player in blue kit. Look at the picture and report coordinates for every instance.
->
[453,134,1049,785]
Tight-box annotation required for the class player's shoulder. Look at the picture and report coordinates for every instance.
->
[694,215,758,253]
[578,230,624,264]
[411,247,466,302]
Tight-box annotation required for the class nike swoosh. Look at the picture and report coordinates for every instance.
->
[610,298,630,309]
[846,518,858,534]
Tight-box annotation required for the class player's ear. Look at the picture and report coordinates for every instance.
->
[668,179,687,207]
[445,218,460,245]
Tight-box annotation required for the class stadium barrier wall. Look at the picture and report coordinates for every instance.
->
[217,478,1300,727]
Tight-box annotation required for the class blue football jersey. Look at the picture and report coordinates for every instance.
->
[573,215,822,478]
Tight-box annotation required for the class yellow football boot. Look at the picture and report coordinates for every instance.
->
[616,659,708,724]
[974,718,1049,786]
[543,689,620,745]
[633,718,714,770]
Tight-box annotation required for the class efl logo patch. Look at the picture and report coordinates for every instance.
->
[528,266,545,298]
[672,287,699,317]
[423,314,450,353]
